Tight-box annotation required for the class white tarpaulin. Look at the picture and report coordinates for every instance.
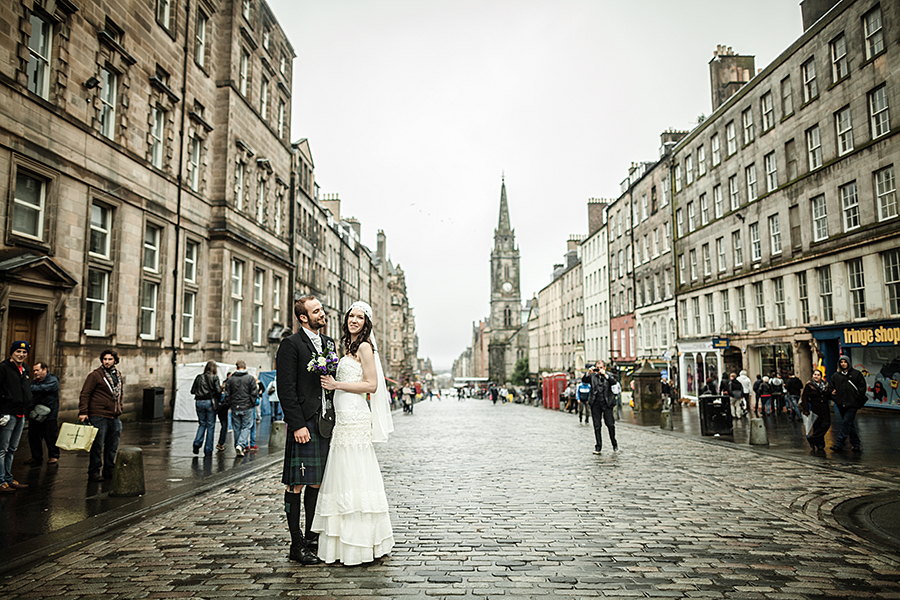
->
[174,362,257,421]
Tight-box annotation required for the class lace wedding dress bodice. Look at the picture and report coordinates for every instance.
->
[332,356,371,447]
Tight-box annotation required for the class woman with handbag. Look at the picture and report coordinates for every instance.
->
[190,361,221,457]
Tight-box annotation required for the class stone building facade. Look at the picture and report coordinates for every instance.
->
[582,200,610,364]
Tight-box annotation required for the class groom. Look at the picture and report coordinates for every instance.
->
[277,295,336,564]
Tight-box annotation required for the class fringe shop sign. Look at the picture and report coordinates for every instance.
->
[843,325,900,347]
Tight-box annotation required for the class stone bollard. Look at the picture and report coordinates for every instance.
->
[109,447,145,497]
[659,409,674,430]
[749,418,769,445]
[269,420,287,451]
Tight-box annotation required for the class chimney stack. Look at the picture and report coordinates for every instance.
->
[709,46,755,111]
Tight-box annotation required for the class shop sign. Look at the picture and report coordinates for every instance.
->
[712,337,729,349]
[843,325,900,347]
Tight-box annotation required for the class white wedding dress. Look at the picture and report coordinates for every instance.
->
[312,356,394,565]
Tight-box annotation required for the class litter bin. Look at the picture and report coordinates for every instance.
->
[698,394,732,436]
[142,387,165,420]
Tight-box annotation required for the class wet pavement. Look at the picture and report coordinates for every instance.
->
[2,397,900,598]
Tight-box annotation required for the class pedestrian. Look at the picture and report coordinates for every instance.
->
[223,360,257,457]
[0,341,32,492]
[582,360,619,454]
[78,349,124,483]
[770,372,785,414]
[785,372,803,422]
[800,369,831,452]
[489,383,498,405]
[500,385,509,405]
[752,374,763,416]
[702,376,718,396]
[829,355,867,453]
[719,373,730,397]
[25,361,60,465]
[268,378,282,421]
[737,370,752,415]
[727,372,744,418]
[276,295,336,565]
[759,376,772,416]
[576,378,591,423]
[190,360,221,457]
[215,371,232,452]
[403,381,415,414]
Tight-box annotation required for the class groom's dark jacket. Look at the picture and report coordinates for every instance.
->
[276,328,337,433]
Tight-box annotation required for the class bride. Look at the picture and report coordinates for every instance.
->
[313,301,394,565]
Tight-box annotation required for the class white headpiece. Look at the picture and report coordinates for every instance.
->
[348,301,373,321]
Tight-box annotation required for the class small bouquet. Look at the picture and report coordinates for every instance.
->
[307,340,339,376]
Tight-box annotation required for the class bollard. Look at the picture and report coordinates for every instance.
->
[748,418,769,445]
[269,420,286,451]
[659,409,674,430]
[109,447,145,497]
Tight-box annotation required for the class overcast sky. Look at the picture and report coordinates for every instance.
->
[269,0,804,371]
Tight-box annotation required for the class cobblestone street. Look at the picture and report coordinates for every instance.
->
[6,399,900,599]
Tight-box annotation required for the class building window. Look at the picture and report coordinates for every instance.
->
[786,139,798,180]
[150,107,166,168]
[864,5,884,60]
[257,178,266,224]
[189,135,201,191]
[738,286,748,330]
[711,133,721,166]
[661,178,669,207]
[750,222,761,262]
[726,120,736,155]
[12,169,46,240]
[699,194,709,225]
[676,208,684,237]
[89,203,111,258]
[811,195,828,241]
[653,228,660,257]
[144,224,161,272]
[685,155,693,186]
[818,265,833,322]
[260,77,268,119]
[798,271,810,323]
[713,185,723,218]
[835,106,853,155]
[742,107,754,145]
[235,161,245,210]
[689,249,698,281]
[831,33,848,82]
[781,76,793,117]
[765,152,778,192]
[641,194,648,221]
[675,164,682,192]
[702,244,711,276]
[733,231,743,267]
[280,53,287,75]
[273,275,282,325]
[242,0,250,20]
[729,175,739,211]
[754,282,765,328]
[840,181,859,231]
[85,268,109,336]
[100,68,117,139]
[761,92,774,131]
[184,241,198,283]
[140,281,158,338]
[156,0,172,30]
[848,258,866,319]
[801,58,817,103]
[278,99,286,138]
[773,277,785,327]
[806,125,822,170]
[182,291,196,342]
[721,290,731,331]
[875,165,897,221]
[231,259,244,343]
[253,269,264,345]
[716,237,726,272]
[239,50,249,96]
[884,249,900,315]
[769,214,782,256]
[869,86,890,139]
[706,294,715,333]
[665,269,672,297]
[664,221,671,251]
[195,11,208,68]
[746,163,757,201]
[27,13,52,99]
[679,299,688,335]
[263,27,270,51]
[692,297,701,334]
[698,145,706,177]
[678,254,686,284]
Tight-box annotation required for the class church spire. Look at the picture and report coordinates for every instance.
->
[497,176,511,234]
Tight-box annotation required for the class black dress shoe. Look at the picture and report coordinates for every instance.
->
[305,534,319,551]
[89,474,104,482]
[288,543,321,565]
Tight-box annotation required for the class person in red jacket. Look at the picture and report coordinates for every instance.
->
[79,349,124,482]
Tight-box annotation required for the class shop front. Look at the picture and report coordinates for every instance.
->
[809,320,900,410]
[676,339,723,402]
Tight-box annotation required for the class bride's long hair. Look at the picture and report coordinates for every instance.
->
[341,308,373,357]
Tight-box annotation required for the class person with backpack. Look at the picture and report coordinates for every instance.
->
[576,378,591,424]
[769,372,785,414]
[190,361,221,457]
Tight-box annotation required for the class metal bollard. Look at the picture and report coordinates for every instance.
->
[109,447,145,497]
[269,420,286,450]
[659,409,674,430]
[748,418,769,445]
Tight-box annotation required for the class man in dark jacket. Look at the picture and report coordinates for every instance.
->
[830,354,867,452]
[784,373,803,422]
[0,341,32,492]
[582,360,619,454]
[79,349,124,482]
[25,362,60,465]
[223,360,257,457]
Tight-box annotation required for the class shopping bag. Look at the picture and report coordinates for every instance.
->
[56,422,99,452]
[801,411,818,436]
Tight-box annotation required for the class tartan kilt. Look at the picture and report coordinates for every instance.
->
[282,417,330,486]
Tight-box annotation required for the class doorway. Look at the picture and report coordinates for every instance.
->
[6,306,42,365]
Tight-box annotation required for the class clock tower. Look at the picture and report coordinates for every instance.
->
[489,177,521,384]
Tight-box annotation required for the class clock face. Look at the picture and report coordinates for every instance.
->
[502,281,513,293]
